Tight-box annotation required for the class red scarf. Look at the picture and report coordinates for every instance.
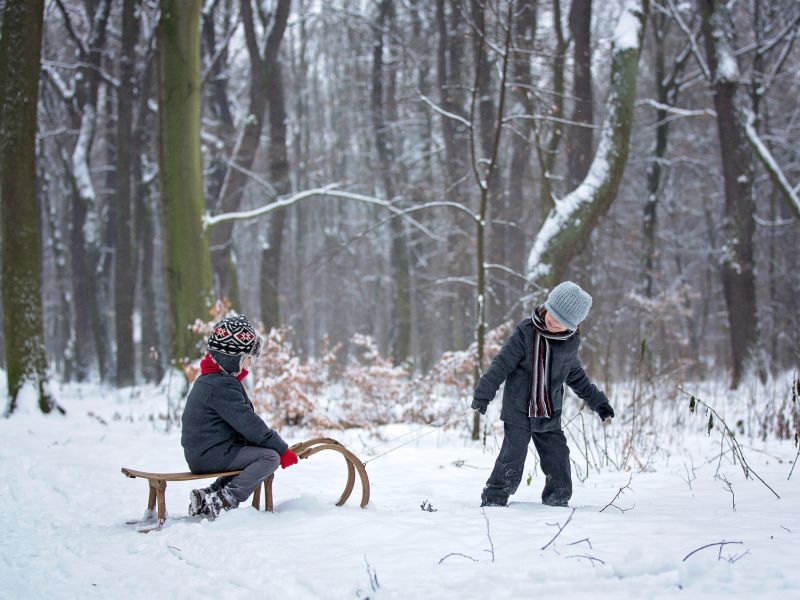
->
[200,353,249,382]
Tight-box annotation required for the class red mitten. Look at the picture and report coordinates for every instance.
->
[280,449,299,469]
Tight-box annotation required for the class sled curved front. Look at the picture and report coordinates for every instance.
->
[289,437,370,509]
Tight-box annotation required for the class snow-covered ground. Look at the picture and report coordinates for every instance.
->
[1,379,798,599]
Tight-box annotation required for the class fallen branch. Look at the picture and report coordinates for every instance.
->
[438,552,478,564]
[682,540,743,562]
[541,508,576,551]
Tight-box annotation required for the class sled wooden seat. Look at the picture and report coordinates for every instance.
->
[121,468,275,531]
[122,437,370,532]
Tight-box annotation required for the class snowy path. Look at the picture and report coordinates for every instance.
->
[1,384,798,599]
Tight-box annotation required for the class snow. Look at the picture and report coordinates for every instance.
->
[71,105,97,206]
[1,379,799,599]
[612,0,642,51]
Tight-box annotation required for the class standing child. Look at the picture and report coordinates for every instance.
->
[181,315,299,520]
[471,281,614,507]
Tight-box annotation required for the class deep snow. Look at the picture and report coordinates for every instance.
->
[1,378,798,599]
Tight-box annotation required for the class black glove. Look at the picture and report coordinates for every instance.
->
[472,398,489,415]
[596,402,615,422]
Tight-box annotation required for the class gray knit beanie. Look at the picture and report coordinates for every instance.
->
[544,281,592,330]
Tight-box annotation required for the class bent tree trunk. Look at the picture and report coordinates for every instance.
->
[526,0,649,294]
[0,0,54,413]
[157,0,212,362]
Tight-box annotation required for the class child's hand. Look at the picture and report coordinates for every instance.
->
[280,449,299,469]
[471,398,489,415]
[596,402,615,423]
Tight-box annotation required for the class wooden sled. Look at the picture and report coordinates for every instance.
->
[122,437,370,532]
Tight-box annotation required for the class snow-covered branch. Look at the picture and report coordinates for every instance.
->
[418,92,472,129]
[203,184,478,232]
[743,109,800,220]
[636,98,715,118]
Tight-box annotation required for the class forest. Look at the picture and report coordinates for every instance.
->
[1,0,798,420]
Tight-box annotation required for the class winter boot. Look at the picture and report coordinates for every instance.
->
[188,479,229,517]
[202,487,236,520]
[189,488,209,517]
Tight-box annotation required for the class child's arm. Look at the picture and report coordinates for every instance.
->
[214,387,290,455]
[565,358,613,417]
[472,324,527,411]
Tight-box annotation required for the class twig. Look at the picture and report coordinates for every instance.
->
[541,508,576,551]
[567,538,593,549]
[566,553,606,566]
[599,473,634,513]
[363,555,379,592]
[715,473,736,510]
[482,508,496,562]
[682,458,697,491]
[790,440,800,481]
[438,552,478,564]
[680,388,781,499]
[682,540,743,562]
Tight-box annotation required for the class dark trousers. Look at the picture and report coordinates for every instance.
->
[211,446,280,506]
[482,422,572,506]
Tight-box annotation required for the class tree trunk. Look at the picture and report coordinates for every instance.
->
[157,0,212,362]
[699,0,760,389]
[566,0,594,188]
[471,1,514,440]
[208,0,291,307]
[506,0,538,302]
[0,0,55,413]
[372,0,411,364]
[526,0,649,293]
[260,58,290,330]
[114,0,141,385]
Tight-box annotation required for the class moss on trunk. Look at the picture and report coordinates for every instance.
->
[157,0,212,362]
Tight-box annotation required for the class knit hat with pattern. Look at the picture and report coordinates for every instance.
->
[206,315,262,357]
[543,281,592,330]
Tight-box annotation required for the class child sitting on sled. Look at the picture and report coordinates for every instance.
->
[181,315,298,520]
[472,281,614,508]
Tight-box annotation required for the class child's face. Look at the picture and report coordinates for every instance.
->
[242,356,252,371]
[544,311,569,333]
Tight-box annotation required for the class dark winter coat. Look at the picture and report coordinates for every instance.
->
[181,372,289,473]
[473,318,609,432]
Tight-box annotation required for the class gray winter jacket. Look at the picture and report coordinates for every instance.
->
[473,318,608,432]
[181,372,289,473]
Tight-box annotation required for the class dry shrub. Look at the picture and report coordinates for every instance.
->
[338,334,410,427]
[251,328,338,428]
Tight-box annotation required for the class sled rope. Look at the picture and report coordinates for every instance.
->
[361,408,476,465]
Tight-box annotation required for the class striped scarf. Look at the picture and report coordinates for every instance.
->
[529,306,576,418]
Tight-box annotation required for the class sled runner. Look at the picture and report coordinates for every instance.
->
[122,437,370,532]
